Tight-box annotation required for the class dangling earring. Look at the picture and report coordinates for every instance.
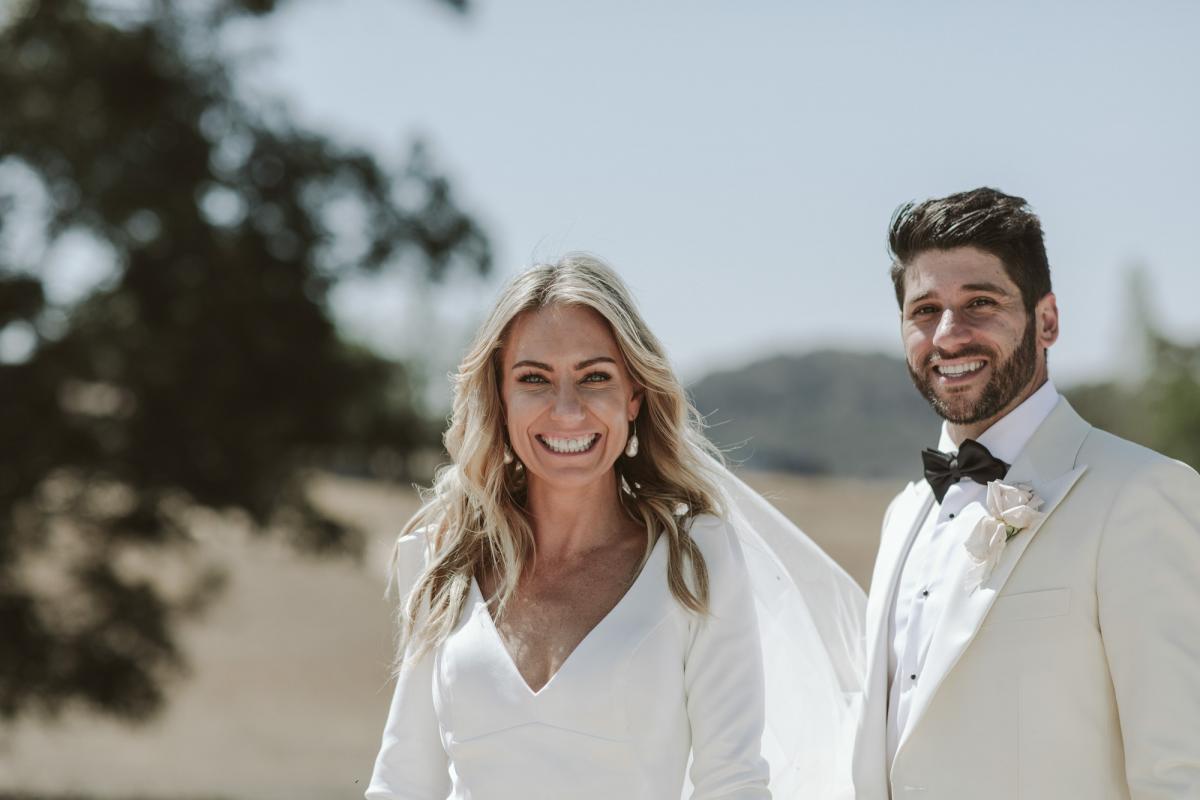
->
[625,426,639,458]
[503,446,514,464]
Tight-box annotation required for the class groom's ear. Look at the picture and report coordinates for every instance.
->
[1035,292,1060,349]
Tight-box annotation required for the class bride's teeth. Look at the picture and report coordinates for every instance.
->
[542,434,597,453]
[938,360,984,376]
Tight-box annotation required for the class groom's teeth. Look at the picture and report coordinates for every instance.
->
[938,360,985,376]
[541,434,597,453]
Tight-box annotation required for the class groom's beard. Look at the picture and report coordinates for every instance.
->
[908,318,1039,425]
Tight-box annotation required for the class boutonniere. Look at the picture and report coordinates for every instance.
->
[963,480,1046,591]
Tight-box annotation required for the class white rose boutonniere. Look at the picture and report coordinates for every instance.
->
[963,480,1046,591]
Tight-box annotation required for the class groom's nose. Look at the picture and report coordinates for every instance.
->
[932,309,973,350]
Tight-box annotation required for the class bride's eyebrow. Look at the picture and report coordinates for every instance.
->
[575,357,616,370]
[510,356,616,371]
[512,360,552,371]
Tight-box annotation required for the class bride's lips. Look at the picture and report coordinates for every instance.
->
[535,433,601,456]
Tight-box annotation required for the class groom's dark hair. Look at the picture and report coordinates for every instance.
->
[888,187,1052,313]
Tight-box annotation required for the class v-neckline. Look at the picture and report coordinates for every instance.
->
[473,534,666,697]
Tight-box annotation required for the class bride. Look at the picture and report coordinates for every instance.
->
[366,254,864,799]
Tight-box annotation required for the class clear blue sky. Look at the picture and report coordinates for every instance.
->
[229,0,1200,397]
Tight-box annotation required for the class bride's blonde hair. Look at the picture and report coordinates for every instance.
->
[394,253,723,664]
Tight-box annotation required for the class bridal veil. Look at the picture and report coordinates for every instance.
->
[692,453,866,799]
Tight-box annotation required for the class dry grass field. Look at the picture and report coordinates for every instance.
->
[0,472,903,799]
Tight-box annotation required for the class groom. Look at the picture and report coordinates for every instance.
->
[852,187,1200,799]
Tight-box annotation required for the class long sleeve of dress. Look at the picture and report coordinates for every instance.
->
[684,518,772,799]
[365,534,451,800]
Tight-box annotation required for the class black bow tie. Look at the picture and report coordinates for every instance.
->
[921,439,1009,504]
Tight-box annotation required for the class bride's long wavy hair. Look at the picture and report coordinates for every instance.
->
[394,253,723,665]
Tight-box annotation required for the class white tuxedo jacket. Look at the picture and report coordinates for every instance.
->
[852,400,1200,800]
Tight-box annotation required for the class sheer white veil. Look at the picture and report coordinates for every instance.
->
[698,451,866,799]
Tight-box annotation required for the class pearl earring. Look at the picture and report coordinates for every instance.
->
[625,429,639,458]
[503,446,514,465]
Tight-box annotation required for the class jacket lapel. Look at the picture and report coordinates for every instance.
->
[865,481,935,699]
[857,480,935,797]
[893,400,1092,759]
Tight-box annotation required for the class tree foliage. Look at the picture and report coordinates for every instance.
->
[1147,338,1200,469]
[1065,270,1200,471]
[0,0,488,722]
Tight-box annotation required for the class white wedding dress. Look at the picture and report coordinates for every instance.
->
[366,457,865,800]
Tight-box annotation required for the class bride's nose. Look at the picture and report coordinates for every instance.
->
[549,383,585,423]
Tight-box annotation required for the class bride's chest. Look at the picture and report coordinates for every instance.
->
[432,569,689,743]
[486,551,649,693]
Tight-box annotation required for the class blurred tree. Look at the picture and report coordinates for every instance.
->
[1065,267,1199,470]
[1144,327,1200,469]
[0,0,488,722]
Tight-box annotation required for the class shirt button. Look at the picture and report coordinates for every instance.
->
[948,513,956,519]
[910,674,917,681]
[922,590,930,598]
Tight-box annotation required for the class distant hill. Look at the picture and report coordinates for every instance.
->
[689,350,941,477]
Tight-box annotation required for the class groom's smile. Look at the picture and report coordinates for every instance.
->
[931,356,989,385]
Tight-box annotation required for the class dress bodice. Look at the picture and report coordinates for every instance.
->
[366,515,770,800]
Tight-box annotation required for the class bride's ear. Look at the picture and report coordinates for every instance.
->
[628,388,644,421]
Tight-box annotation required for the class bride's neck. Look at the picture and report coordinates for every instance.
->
[525,474,634,560]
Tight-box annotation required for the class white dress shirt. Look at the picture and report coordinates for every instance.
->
[886,380,1061,767]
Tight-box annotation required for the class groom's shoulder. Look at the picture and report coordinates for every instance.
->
[1077,420,1200,490]
[1071,424,1200,561]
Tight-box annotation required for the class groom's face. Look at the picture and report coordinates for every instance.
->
[900,246,1057,426]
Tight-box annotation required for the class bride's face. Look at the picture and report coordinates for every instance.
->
[500,304,642,492]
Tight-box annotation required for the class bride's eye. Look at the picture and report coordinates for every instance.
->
[581,372,611,384]
[518,373,549,384]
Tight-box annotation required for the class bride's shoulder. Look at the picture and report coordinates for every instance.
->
[392,526,438,588]
[680,514,755,619]
[685,512,734,541]
[684,513,746,572]
[395,525,433,555]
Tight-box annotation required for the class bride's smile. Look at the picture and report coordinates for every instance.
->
[536,432,602,455]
